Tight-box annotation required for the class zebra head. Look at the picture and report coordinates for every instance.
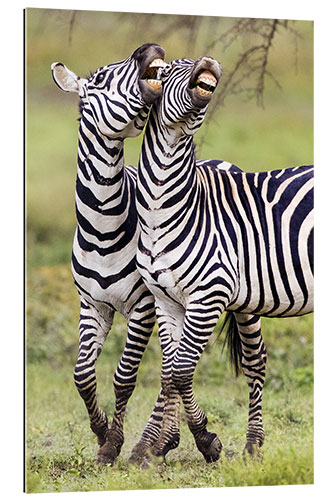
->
[158,57,222,140]
[51,43,166,138]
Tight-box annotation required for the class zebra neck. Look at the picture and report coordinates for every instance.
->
[142,111,197,174]
[77,113,125,187]
[75,114,134,235]
[138,114,198,224]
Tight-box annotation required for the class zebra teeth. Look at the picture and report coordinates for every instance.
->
[196,87,213,97]
[196,70,217,87]
[147,79,162,90]
[142,58,166,86]
[149,58,167,68]
[194,70,217,97]
[197,76,217,87]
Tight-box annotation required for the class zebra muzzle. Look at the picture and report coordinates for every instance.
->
[187,57,221,107]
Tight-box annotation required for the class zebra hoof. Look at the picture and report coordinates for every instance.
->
[128,444,150,467]
[201,433,222,464]
[151,432,180,458]
[162,433,180,456]
[243,442,263,461]
[96,440,120,466]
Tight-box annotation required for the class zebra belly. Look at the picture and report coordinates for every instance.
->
[227,298,313,317]
[228,274,314,317]
[227,220,314,317]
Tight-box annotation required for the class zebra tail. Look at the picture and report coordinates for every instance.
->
[219,312,243,377]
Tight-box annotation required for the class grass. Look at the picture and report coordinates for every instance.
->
[26,361,313,492]
[25,370,313,492]
[26,266,313,493]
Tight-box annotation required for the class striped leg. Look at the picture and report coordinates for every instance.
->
[153,305,223,463]
[97,299,156,465]
[234,313,267,455]
[150,359,181,460]
[129,390,165,465]
[174,309,223,463]
[74,300,113,447]
[130,305,183,463]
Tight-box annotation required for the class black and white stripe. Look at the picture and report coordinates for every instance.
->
[135,57,313,462]
[51,44,167,465]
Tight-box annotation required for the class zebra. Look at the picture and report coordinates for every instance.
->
[51,43,168,465]
[129,159,267,463]
[134,56,313,463]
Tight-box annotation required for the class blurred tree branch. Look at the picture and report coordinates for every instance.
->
[68,10,77,46]
[197,18,302,153]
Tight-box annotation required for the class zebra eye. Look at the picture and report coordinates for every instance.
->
[95,72,107,85]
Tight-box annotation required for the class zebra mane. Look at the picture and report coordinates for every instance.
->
[192,141,198,162]
[78,99,84,120]
[77,71,94,120]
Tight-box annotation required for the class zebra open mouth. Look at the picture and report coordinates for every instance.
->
[194,70,217,97]
[188,57,221,107]
[141,58,167,90]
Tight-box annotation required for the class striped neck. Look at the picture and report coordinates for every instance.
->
[75,110,133,235]
[77,110,125,185]
[137,107,199,230]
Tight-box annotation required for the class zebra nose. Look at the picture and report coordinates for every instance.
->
[132,43,165,66]
[195,57,222,81]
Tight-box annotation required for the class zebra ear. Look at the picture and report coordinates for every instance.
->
[51,62,85,94]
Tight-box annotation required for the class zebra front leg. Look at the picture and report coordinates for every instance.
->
[97,301,155,465]
[134,361,181,463]
[149,365,181,460]
[152,306,223,463]
[74,301,113,448]
[172,363,222,463]
[128,389,165,465]
[173,308,223,463]
[233,313,267,456]
[131,306,183,463]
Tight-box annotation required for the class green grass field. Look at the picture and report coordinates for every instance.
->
[26,266,313,492]
[25,9,314,493]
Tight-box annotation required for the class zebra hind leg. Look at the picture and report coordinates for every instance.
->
[233,313,267,457]
[74,301,113,449]
[97,302,156,465]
